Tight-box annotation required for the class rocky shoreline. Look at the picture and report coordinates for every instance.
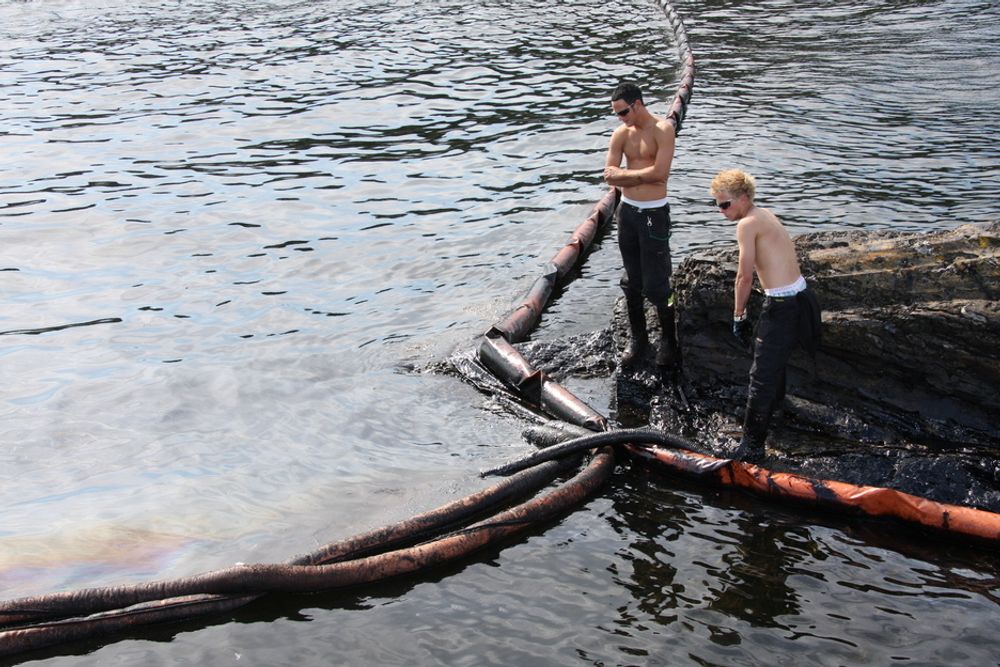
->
[515,222,1000,512]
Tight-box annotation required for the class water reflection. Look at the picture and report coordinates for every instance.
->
[609,471,1000,664]
[706,519,803,628]
[613,473,803,631]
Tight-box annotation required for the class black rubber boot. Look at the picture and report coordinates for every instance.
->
[621,296,649,367]
[733,410,770,463]
[655,304,680,369]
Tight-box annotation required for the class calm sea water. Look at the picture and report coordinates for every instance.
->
[1,0,998,664]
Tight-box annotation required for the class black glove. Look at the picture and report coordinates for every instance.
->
[732,315,753,350]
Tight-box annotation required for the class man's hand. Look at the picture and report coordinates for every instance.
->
[733,314,753,351]
[604,165,624,182]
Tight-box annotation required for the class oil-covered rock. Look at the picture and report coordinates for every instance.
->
[518,222,1000,512]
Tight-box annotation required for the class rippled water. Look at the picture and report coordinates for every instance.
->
[1,0,998,664]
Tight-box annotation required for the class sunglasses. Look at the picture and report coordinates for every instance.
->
[714,200,733,210]
[614,101,636,117]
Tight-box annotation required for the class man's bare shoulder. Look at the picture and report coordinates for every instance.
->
[735,208,771,241]
[735,215,756,238]
[653,116,676,138]
[609,123,630,144]
[744,206,780,227]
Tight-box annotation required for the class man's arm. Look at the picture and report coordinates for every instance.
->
[603,127,626,182]
[734,218,756,318]
[604,120,675,187]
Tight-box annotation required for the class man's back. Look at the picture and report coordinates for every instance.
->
[741,207,801,289]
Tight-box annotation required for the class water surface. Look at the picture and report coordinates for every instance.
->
[1,0,998,664]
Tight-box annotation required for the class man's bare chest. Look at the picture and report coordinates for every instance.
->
[624,131,659,162]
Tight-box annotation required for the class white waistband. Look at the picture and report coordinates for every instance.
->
[764,275,807,297]
[622,194,669,209]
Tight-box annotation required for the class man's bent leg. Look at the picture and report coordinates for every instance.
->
[735,299,798,461]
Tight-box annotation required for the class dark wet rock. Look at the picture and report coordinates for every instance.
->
[671,221,1000,452]
[519,222,1000,513]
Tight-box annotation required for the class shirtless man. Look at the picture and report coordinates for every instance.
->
[604,81,679,369]
[710,169,822,462]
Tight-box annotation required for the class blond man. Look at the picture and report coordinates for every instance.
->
[710,169,821,461]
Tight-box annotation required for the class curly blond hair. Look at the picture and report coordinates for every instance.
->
[710,169,756,201]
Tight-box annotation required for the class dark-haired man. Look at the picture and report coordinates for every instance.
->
[604,81,679,369]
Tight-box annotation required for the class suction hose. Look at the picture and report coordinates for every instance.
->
[482,428,699,477]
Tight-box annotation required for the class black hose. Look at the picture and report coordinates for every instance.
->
[481,428,700,477]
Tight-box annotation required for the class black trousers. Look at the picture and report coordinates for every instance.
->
[616,201,672,306]
[745,287,821,418]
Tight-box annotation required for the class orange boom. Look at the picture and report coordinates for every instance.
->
[480,429,1000,544]
[631,445,1000,542]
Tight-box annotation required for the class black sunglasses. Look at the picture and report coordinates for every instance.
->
[714,200,733,210]
[615,101,636,117]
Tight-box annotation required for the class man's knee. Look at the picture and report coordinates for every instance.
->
[640,258,672,306]
[747,352,789,412]
[746,378,777,410]
[620,275,643,302]
[645,286,672,308]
